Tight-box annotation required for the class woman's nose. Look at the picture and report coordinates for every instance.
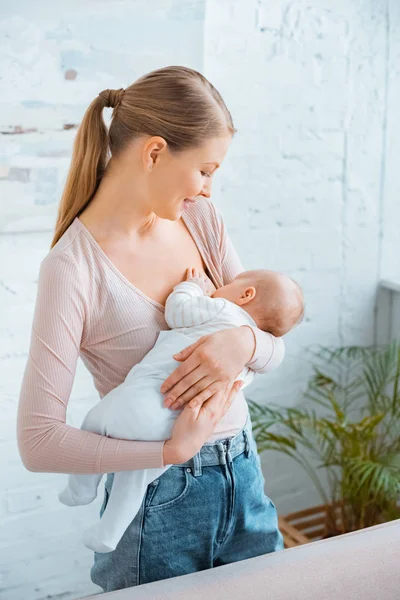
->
[200,182,212,198]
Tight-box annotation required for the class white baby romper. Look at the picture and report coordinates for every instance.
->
[59,281,283,553]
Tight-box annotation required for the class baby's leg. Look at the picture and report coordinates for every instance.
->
[58,405,109,506]
[82,465,170,553]
[80,379,178,551]
[102,373,178,441]
[59,375,178,507]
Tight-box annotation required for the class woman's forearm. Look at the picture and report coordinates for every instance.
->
[239,325,257,363]
[18,401,166,474]
[246,328,285,373]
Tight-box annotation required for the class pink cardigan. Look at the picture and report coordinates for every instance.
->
[17,198,284,474]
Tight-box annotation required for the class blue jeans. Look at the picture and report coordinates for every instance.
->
[91,416,284,592]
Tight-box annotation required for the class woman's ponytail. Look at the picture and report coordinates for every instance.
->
[51,89,123,247]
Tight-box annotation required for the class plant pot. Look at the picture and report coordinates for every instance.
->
[278,500,398,548]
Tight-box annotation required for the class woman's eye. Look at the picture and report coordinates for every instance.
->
[201,171,211,178]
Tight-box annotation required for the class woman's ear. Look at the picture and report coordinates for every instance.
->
[143,136,167,170]
[237,286,256,306]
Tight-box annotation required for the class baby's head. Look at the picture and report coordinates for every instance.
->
[212,269,304,337]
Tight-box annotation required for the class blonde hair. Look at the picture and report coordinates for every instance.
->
[51,66,237,247]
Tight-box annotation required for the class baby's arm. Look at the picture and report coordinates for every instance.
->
[165,268,226,329]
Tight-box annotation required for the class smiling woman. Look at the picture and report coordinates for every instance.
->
[17,65,285,592]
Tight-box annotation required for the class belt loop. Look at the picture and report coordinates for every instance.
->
[216,442,227,465]
[192,451,202,477]
[242,428,251,458]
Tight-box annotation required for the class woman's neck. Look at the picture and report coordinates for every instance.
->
[80,169,158,239]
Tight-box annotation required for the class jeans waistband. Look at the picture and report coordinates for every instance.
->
[174,414,254,476]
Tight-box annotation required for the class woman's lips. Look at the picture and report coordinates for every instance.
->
[183,198,196,208]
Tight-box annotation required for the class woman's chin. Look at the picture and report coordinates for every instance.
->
[156,200,192,221]
[153,207,181,221]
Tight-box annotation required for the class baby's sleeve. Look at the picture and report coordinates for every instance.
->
[165,281,226,329]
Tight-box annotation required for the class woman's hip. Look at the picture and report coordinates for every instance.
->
[90,416,283,592]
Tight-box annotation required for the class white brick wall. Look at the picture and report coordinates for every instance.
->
[1,1,399,598]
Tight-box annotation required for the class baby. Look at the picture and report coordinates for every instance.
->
[59,268,304,553]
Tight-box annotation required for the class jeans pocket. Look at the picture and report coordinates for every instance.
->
[99,486,109,519]
[145,467,191,512]
[265,495,278,512]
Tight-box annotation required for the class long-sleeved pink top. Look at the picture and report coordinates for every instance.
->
[17,198,284,475]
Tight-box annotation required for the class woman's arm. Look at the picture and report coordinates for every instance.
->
[217,207,285,373]
[17,254,165,474]
[160,203,284,409]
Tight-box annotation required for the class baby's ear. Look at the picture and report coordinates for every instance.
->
[244,286,257,300]
[238,287,256,306]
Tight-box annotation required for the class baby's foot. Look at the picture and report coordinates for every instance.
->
[58,485,97,507]
[82,525,117,553]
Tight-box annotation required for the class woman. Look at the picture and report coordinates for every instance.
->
[17,66,285,592]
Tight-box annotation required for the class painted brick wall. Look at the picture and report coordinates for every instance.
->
[205,0,399,520]
[0,1,398,598]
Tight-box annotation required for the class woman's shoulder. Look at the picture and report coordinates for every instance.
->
[39,218,89,284]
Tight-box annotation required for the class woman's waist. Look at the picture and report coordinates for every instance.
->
[204,391,249,443]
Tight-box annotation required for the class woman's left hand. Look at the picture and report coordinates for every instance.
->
[160,326,255,410]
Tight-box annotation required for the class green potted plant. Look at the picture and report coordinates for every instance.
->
[249,342,400,541]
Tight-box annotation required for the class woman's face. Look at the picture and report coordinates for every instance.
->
[145,134,232,220]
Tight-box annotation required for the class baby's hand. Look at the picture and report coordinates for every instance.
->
[185,267,214,296]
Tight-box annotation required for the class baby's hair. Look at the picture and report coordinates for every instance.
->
[237,270,304,337]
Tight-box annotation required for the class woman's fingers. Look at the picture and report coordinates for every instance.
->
[201,380,243,424]
[188,381,222,408]
[174,380,222,410]
[168,376,215,410]
[171,337,208,365]
[167,380,244,463]
[163,365,207,408]
[161,353,201,395]
[223,380,243,413]
[161,337,211,394]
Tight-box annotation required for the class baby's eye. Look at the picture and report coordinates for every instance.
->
[201,171,211,178]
